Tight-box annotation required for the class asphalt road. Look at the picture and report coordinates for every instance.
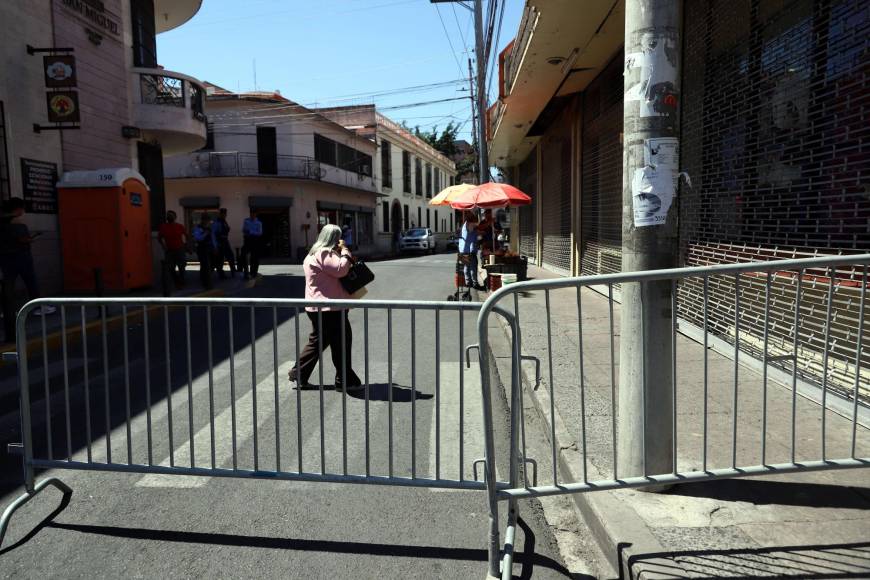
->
[0,254,583,579]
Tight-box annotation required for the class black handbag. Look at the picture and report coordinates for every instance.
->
[340,260,375,294]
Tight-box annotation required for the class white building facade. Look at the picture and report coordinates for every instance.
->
[373,114,458,253]
[164,89,380,261]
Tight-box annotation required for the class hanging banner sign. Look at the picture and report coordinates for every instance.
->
[46,91,80,124]
[632,137,680,227]
[44,55,77,88]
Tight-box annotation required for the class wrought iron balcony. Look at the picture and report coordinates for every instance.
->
[168,151,323,180]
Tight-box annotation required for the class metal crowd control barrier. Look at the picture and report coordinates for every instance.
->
[0,297,522,574]
[475,253,870,579]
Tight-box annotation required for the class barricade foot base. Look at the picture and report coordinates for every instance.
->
[0,477,73,551]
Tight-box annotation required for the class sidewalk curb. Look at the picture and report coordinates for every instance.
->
[0,276,260,363]
[487,306,682,580]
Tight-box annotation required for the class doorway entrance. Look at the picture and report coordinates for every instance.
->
[252,207,291,258]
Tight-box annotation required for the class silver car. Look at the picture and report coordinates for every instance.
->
[398,228,437,253]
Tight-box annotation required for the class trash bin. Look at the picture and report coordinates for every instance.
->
[57,168,153,291]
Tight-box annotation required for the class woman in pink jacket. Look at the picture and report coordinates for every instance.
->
[288,224,362,390]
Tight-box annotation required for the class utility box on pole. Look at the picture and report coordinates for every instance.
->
[618,0,682,479]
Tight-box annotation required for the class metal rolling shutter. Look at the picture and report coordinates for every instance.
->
[580,52,624,277]
[540,108,573,274]
[517,152,537,262]
[678,0,870,399]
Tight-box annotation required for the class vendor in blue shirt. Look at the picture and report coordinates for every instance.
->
[241,209,264,279]
[458,211,482,289]
[192,214,214,289]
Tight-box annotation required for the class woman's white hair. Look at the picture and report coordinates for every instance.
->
[309,224,342,256]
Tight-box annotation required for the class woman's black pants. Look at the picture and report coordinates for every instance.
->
[290,310,361,388]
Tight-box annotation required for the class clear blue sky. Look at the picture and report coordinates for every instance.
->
[157,0,523,143]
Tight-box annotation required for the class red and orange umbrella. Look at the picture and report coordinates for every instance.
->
[448,182,532,210]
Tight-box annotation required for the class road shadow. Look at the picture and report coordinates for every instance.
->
[623,540,870,579]
[0,485,71,556]
[296,383,433,403]
[40,520,575,578]
[664,479,870,510]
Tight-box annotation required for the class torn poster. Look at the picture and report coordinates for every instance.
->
[632,137,680,227]
[624,33,679,118]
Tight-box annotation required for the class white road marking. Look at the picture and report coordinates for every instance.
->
[429,362,486,492]
[137,362,293,488]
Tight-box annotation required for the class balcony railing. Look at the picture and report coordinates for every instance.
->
[179,151,323,180]
[138,71,206,122]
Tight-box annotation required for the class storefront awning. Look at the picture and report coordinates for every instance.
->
[179,196,220,208]
[249,196,293,208]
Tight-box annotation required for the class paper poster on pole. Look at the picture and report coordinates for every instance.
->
[633,138,680,227]
[624,33,679,118]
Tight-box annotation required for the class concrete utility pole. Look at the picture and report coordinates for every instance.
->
[468,57,480,184]
[618,0,682,479]
[473,0,490,183]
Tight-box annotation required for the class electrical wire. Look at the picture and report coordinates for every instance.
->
[434,4,466,78]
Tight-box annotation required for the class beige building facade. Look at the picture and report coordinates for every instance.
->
[0,0,207,293]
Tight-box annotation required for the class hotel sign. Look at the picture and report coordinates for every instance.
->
[59,0,121,39]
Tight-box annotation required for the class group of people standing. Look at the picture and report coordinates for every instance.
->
[158,207,264,289]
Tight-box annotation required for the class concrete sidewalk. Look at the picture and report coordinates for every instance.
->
[482,263,870,578]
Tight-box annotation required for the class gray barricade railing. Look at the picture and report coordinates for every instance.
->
[476,253,870,580]
[1,297,521,566]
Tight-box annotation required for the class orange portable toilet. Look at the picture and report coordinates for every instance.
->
[57,168,153,291]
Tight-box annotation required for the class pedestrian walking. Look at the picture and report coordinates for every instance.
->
[341,218,354,251]
[240,209,263,279]
[192,214,213,289]
[211,207,237,279]
[288,224,362,391]
[157,210,188,287]
[458,211,483,290]
[0,198,54,315]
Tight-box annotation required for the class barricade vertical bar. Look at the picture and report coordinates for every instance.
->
[16,307,34,492]
[640,281,647,477]
[81,306,92,463]
[388,307,394,478]
[608,283,617,479]
[545,290,557,485]
[250,306,258,472]
[702,276,709,472]
[185,306,195,468]
[576,287,588,483]
[732,274,740,469]
[273,306,280,472]
[207,306,215,469]
[143,305,152,466]
[411,308,416,479]
[791,270,803,463]
[341,308,348,476]
[514,292,529,488]
[458,305,464,481]
[318,308,325,475]
[851,265,867,458]
[101,306,111,464]
[435,307,441,480]
[61,306,72,461]
[820,267,835,460]
[762,273,771,465]
[228,305,237,470]
[364,308,370,477]
[41,312,52,461]
[671,279,678,475]
[122,306,132,465]
[164,306,174,467]
[294,308,302,472]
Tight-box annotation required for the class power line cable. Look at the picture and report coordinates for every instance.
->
[434,4,465,77]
